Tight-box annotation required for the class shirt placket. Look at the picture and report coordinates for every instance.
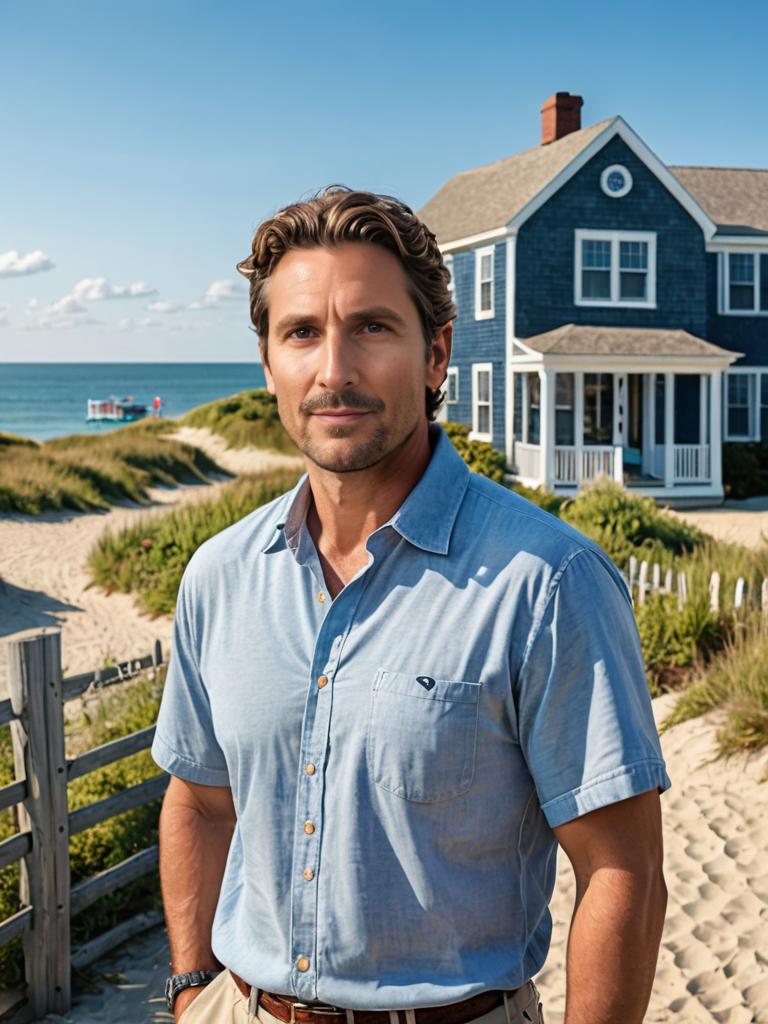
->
[289,541,383,1001]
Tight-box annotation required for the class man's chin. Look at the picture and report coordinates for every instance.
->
[300,436,391,474]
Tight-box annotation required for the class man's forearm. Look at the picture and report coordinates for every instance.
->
[563,866,667,1024]
[159,795,234,971]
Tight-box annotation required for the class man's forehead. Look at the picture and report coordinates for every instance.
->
[269,242,410,300]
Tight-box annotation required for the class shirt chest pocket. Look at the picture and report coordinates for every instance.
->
[367,669,481,803]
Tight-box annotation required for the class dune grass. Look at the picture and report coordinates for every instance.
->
[180,388,299,454]
[0,419,224,514]
[88,469,301,615]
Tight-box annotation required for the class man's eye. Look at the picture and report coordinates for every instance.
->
[362,322,387,334]
[289,327,314,339]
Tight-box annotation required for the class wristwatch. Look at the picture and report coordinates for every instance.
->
[165,969,222,1011]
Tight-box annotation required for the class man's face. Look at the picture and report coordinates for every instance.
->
[261,241,450,473]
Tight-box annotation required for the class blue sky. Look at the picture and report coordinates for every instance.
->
[1,0,766,362]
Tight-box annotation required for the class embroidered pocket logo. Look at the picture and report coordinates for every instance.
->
[416,675,436,691]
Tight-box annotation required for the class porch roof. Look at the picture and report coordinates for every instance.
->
[520,324,740,360]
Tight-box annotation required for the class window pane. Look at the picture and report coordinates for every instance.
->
[654,374,665,445]
[513,374,523,439]
[729,407,749,436]
[447,371,458,402]
[761,255,768,312]
[528,373,540,407]
[729,375,748,404]
[730,283,755,310]
[478,405,490,435]
[555,409,574,446]
[619,241,648,269]
[480,253,492,279]
[477,370,490,403]
[582,239,611,268]
[762,373,768,406]
[527,407,540,445]
[730,253,754,283]
[620,271,647,300]
[555,373,574,408]
[582,269,611,299]
[584,373,613,444]
[480,280,492,310]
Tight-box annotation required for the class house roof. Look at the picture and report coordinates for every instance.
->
[521,324,738,359]
[668,167,768,235]
[418,118,616,244]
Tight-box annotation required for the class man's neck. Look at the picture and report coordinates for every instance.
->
[305,422,433,571]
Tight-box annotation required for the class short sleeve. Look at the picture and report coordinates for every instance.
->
[515,547,671,828]
[151,568,230,786]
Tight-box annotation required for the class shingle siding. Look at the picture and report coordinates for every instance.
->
[515,136,708,339]
[706,252,768,366]
[445,243,506,452]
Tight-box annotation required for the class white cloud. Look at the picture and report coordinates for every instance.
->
[27,298,39,311]
[0,250,55,278]
[188,278,247,309]
[146,300,180,314]
[68,277,157,302]
[0,304,9,326]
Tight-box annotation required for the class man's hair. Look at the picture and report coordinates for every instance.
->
[236,185,456,420]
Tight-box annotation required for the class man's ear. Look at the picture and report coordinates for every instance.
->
[259,338,276,395]
[427,321,453,391]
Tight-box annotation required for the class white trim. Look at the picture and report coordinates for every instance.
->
[446,366,459,403]
[600,164,633,199]
[474,245,495,320]
[505,237,516,464]
[507,117,718,240]
[439,226,508,254]
[719,249,768,316]
[471,362,493,442]
[574,229,657,308]
[708,235,768,251]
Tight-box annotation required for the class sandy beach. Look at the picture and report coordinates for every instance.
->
[1,438,766,1022]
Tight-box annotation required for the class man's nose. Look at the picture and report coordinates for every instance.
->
[315,327,359,391]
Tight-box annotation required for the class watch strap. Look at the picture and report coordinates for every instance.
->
[165,969,222,1011]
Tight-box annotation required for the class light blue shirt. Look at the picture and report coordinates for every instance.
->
[152,424,671,1010]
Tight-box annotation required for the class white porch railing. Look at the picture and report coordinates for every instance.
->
[515,442,541,481]
[674,444,711,482]
[582,446,623,484]
[554,446,577,484]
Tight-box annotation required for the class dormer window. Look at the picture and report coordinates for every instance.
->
[575,230,657,308]
[719,252,768,315]
[474,245,495,320]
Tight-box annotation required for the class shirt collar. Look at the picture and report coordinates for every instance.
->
[261,423,470,557]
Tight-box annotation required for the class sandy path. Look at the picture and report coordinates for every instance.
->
[0,430,303,698]
[671,497,768,550]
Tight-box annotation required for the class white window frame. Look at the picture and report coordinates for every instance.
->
[724,370,758,441]
[446,366,459,404]
[471,362,493,442]
[574,229,657,308]
[444,254,456,311]
[718,251,768,316]
[474,245,495,320]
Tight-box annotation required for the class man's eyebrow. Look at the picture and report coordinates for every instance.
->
[273,307,409,337]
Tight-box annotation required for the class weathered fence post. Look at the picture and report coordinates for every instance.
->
[664,568,673,595]
[652,563,661,594]
[8,628,71,1016]
[638,560,649,605]
[678,571,688,610]
[734,577,746,613]
[709,571,720,614]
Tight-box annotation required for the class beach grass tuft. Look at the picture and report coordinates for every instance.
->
[180,388,299,454]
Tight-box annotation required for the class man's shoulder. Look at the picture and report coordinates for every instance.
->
[182,481,299,585]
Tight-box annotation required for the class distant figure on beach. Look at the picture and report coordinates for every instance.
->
[153,395,162,417]
[152,186,671,1024]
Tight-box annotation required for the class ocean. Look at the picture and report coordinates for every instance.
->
[0,363,267,441]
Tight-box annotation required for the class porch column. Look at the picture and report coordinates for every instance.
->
[710,369,723,492]
[574,371,584,489]
[664,372,675,488]
[539,368,554,490]
[699,374,709,445]
[521,372,530,445]
[642,373,655,476]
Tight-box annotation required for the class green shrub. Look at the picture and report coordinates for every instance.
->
[181,389,298,454]
[634,592,724,695]
[89,470,301,615]
[442,422,508,483]
[722,442,768,500]
[559,480,704,568]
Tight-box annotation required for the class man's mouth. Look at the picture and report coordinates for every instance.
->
[312,409,372,425]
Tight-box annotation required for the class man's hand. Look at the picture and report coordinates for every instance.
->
[159,776,236,1020]
[553,788,667,1024]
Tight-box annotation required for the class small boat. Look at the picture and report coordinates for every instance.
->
[86,396,149,423]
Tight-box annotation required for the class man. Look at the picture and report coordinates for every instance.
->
[152,186,671,1024]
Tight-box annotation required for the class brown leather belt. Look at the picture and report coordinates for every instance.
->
[230,972,519,1024]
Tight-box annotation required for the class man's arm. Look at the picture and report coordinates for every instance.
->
[159,775,236,1020]
[552,788,668,1024]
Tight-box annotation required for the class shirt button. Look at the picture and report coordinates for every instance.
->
[305,763,315,776]
[303,867,315,881]
[296,957,310,972]
[318,592,326,603]
[317,675,328,689]
[304,821,315,835]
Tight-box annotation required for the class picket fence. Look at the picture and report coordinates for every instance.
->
[0,628,166,1023]
[626,555,768,619]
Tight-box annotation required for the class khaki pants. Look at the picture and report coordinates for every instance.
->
[179,971,545,1024]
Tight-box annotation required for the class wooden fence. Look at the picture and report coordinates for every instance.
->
[0,628,167,1023]
[627,555,768,621]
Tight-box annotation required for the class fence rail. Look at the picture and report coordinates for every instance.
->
[0,629,165,1023]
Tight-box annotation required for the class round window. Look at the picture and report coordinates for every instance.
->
[600,164,633,198]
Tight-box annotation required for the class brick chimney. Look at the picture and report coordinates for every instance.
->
[540,92,583,145]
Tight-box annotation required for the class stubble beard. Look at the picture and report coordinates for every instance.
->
[296,420,397,473]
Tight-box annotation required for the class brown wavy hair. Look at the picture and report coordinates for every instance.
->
[236,185,456,420]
